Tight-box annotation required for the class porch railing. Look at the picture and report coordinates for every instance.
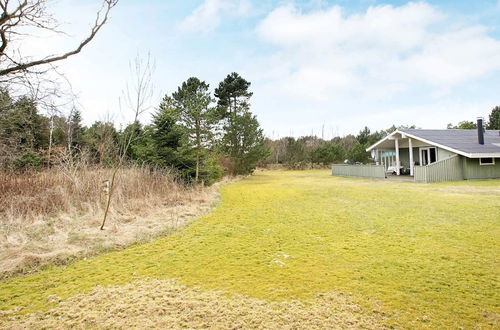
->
[414,155,463,183]
[332,164,386,179]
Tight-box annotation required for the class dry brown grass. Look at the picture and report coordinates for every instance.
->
[0,278,388,329]
[0,166,222,277]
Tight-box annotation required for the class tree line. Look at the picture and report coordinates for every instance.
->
[2,78,498,177]
[261,106,500,169]
[0,73,268,185]
[2,1,500,179]
[259,126,400,169]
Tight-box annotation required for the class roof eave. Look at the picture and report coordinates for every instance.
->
[468,153,500,158]
[365,130,401,152]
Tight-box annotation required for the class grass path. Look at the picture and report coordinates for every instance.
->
[1,170,499,328]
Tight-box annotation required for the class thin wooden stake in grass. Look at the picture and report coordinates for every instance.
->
[100,170,117,230]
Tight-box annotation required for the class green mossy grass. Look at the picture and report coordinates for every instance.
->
[1,170,499,328]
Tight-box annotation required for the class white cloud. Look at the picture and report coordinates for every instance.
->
[407,26,500,85]
[255,2,500,102]
[179,0,252,33]
[258,2,442,50]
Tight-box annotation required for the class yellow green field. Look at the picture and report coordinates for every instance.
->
[1,170,499,328]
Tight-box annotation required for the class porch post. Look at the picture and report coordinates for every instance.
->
[395,138,400,175]
[409,138,414,176]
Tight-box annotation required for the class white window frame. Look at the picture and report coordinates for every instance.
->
[419,147,437,166]
[479,157,495,166]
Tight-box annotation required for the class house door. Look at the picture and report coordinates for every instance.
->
[420,147,436,166]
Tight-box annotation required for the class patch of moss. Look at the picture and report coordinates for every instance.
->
[1,170,499,329]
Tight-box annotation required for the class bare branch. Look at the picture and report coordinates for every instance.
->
[0,0,118,77]
[121,52,156,122]
[100,52,156,230]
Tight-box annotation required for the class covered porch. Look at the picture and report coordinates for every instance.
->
[368,131,434,176]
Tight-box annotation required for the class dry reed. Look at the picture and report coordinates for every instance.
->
[0,166,220,277]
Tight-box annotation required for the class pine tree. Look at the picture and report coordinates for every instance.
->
[214,72,253,120]
[146,95,196,180]
[67,109,85,150]
[172,77,215,183]
[215,73,267,174]
[82,121,119,165]
[9,96,46,151]
[121,121,144,162]
[311,142,345,165]
[221,111,268,174]
[347,140,370,164]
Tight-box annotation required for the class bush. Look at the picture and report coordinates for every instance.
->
[13,153,42,171]
[346,141,370,164]
[311,143,345,165]
[201,155,223,186]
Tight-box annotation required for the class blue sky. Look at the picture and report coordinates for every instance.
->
[33,0,500,137]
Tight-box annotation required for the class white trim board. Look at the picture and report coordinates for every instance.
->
[366,130,399,151]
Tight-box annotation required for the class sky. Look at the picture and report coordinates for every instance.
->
[24,0,500,138]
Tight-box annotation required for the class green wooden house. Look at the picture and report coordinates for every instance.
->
[332,119,500,182]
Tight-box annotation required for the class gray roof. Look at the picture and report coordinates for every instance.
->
[400,129,500,156]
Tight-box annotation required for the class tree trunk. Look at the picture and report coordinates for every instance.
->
[48,116,54,166]
[67,109,73,152]
[195,120,201,183]
[195,153,199,183]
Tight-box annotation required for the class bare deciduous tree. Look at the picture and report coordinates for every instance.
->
[0,0,118,79]
[121,52,156,123]
[100,53,155,230]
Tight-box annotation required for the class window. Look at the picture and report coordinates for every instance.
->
[429,148,437,163]
[420,147,437,166]
[479,158,495,165]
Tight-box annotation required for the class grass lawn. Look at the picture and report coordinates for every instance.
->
[1,170,499,328]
